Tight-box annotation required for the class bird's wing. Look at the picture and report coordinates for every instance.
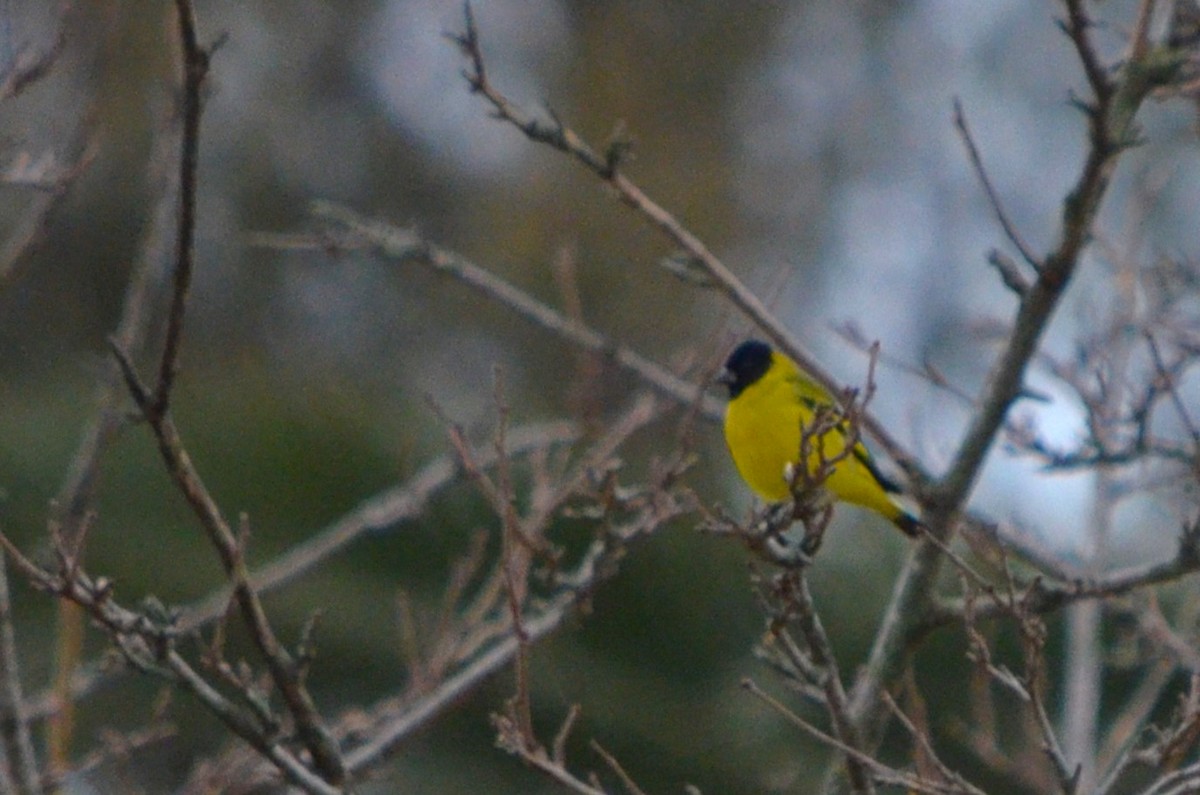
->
[786,370,903,495]
[853,444,904,494]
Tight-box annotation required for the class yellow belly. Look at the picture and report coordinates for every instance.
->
[723,375,901,522]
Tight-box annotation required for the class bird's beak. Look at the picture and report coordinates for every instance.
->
[716,368,735,387]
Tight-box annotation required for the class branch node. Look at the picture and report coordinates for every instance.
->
[988,249,1032,296]
[603,120,634,177]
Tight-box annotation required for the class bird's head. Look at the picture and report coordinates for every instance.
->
[717,339,773,399]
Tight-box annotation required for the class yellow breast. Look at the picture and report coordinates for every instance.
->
[723,362,808,502]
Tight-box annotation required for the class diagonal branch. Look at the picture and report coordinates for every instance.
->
[787,571,875,794]
[24,421,581,731]
[343,434,691,777]
[46,78,187,779]
[447,4,920,480]
[152,0,212,417]
[0,535,341,795]
[838,0,1190,778]
[953,98,1041,273]
[109,343,346,785]
[917,516,1200,638]
[310,202,722,420]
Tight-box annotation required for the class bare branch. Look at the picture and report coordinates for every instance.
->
[309,202,722,422]
[1093,655,1176,793]
[0,17,63,100]
[108,342,346,784]
[843,0,1190,763]
[590,740,649,795]
[742,679,970,795]
[494,717,609,795]
[343,590,575,775]
[0,141,95,289]
[22,418,581,747]
[1146,332,1200,458]
[784,571,874,794]
[45,76,188,778]
[343,396,691,777]
[1059,0,1115,106]
[920,515,1200,635]
[0,533,341,795]
[0,554,37,794]
[953,99,1041,274]
[152,0,212,417]
[882,690,988,795]
[445,4,920,479]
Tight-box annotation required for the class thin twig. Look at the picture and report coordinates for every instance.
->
[1129,0,1160,63]
[62,722,177,789]
[1060,0,1115,102]
[46,75,186,778]
[153,0,211,416]
[1092,654,1175,793]
[785,571,874,794]
[1023,621,1080,792]
[109,343,347,784]
[590,740,649,795]
[0,141,95,289]
[843,0,1179,761]
[0,554,38,795]
[495,731,609,795]
[552,704,582,765]
[1146,332,1200,457]
[492,368,538,748]
[346,596,575,774]
[0,534,341,795]
[742,679,965,794]
[918,528,1200,636]
[23,420,581,735]
[953,98,1041,273]
[446,6,920,478]
[881,690,988,795]
[344,402,691,776]
[309,202,722,422]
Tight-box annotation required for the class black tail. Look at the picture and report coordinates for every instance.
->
[894,511,924,538]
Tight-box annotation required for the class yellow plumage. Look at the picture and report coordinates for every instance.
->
[718,340,920,537]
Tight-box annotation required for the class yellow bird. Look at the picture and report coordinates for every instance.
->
[717,339,920,537]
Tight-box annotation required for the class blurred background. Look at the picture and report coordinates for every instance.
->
[2,1,1199,792]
